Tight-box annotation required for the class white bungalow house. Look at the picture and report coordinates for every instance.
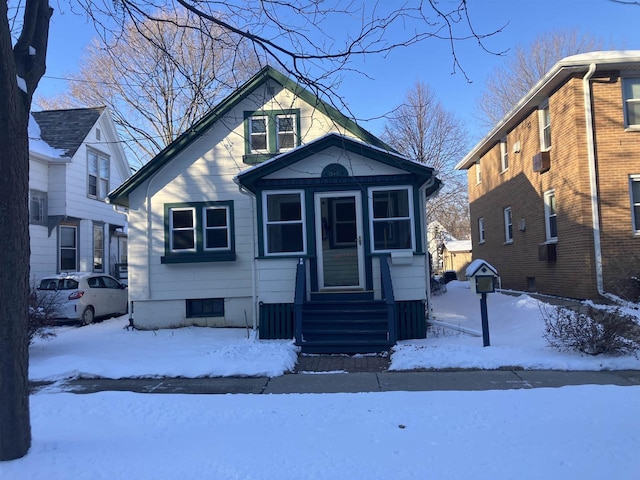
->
[29,107,130,283]
[108,67,441,353]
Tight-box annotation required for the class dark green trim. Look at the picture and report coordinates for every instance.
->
[163,200,235,263]
[236,134,438,194]
[396,300,427,340]
[243,109,301,157]
[243,153,273,165]
[259,302,294,340]
[107,66,394,208]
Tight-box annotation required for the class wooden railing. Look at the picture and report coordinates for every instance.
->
[379,255,397,344]
[294,258,306,345]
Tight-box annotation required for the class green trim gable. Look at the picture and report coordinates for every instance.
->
[107,66,394,208]
[236,133,440,194]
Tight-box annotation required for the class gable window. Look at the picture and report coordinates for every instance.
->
[630,175,640,233]
[500,137,509,172]
[244,109,300,164]
[263,191,306,255]
[29,189,47,226]
[478,217,485,244]
[88,150,110,200]
[369,187,415,252]
[93,222,104,272]
[163,201,235,263]
[59,225,78,272]
[623,77,640,128]
[503,207,513,243]
[539,100,551,150]
[544,190,558,241]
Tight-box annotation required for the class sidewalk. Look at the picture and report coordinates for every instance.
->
[31,368,640,395]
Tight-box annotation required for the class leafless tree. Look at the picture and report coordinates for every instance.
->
[382,81,470,239]
[2,0,500,461]
[476,29,606,128]
[38,8,261,166]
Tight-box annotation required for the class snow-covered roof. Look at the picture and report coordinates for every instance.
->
[28,114,65,158]
[465,259,498,278]
[456,50,640,170]
[445,239,472,252]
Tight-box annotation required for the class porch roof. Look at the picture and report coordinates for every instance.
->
[234,133,442,195]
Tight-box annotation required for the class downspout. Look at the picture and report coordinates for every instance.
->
[236,183,258,331]
[583,63,606,297]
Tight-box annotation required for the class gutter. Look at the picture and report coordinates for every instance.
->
[234,178,258,331]
[582,63,608,299]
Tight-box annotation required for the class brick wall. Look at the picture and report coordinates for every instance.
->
[468,73,640,300]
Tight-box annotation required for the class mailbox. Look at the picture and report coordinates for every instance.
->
[465,259,499,296]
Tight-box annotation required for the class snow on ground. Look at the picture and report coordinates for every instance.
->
[4,281,639,479]
[29,281,640,382]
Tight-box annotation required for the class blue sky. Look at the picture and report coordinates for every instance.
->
[36,0,640,143]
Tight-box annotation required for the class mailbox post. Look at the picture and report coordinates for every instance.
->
[465,260,500,347]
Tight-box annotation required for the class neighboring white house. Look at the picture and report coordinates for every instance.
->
[108,67,442,353]
[29,107,131,283]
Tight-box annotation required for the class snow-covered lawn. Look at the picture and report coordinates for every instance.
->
[3,281,638,479]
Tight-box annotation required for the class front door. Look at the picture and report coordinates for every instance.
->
[315,192,365,290]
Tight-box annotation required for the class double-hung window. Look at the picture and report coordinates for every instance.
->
[630,175,640,233]
[539,100,551,150]
[59,225,78,272]
[88,150,110,200]
[478,217,485,244]
[263,191,306,255]
[244,110,300,163]
[500,137,509,172]
[623,77,640,128]
[504,207,513,243]
[544,190,558,241]
[163,201,235,263]
[93,223,104,272]
[29,189,47,226]
[369,187,415,252]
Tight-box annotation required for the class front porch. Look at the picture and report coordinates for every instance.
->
[259,256,427,353]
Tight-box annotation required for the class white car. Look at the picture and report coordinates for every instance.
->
[37,272,128,325]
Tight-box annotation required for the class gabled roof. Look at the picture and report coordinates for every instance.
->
[456,50,640,170]
[108,66,395,208]
[235,133,441,194]
[32,107,106,158]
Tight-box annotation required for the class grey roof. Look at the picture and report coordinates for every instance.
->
[32,107,105,157]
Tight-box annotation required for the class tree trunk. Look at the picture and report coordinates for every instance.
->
[0,0,52,461]
[0,101,32,461]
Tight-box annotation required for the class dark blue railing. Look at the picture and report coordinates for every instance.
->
[379,255,397,344]
[294,258,306,345]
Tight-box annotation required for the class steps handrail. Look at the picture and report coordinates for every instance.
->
[379,255,397,344]
[294,258,305,344]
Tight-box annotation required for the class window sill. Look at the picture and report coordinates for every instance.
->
[542,239,558,244]
[503,240,513,245]
[161,252,236,264]
[243,153,274,165]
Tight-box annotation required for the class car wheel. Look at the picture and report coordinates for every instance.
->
[81,306,95,325]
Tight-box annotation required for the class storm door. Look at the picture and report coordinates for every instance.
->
[314,192,365,289]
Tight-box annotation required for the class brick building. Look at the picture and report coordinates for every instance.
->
[456,51,640,301]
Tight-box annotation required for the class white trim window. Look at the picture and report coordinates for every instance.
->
[623,77,640,128]
[544,190,558,241]
[29,189,47,226]
[369,186,415,252]
[478,217,485,244]
[539,100,551,150]
[503,207,513,243]
[203,205,231,251]
[169,207,196,252]
[500,137,509,172]
[249,116,269,153]
[93,223,104,272]
[263,191,306,255]
[276,114,296,150]
[59,225,77,272]
[88,150,110,200]
[630,175,640,233]
[475,160,482,184]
